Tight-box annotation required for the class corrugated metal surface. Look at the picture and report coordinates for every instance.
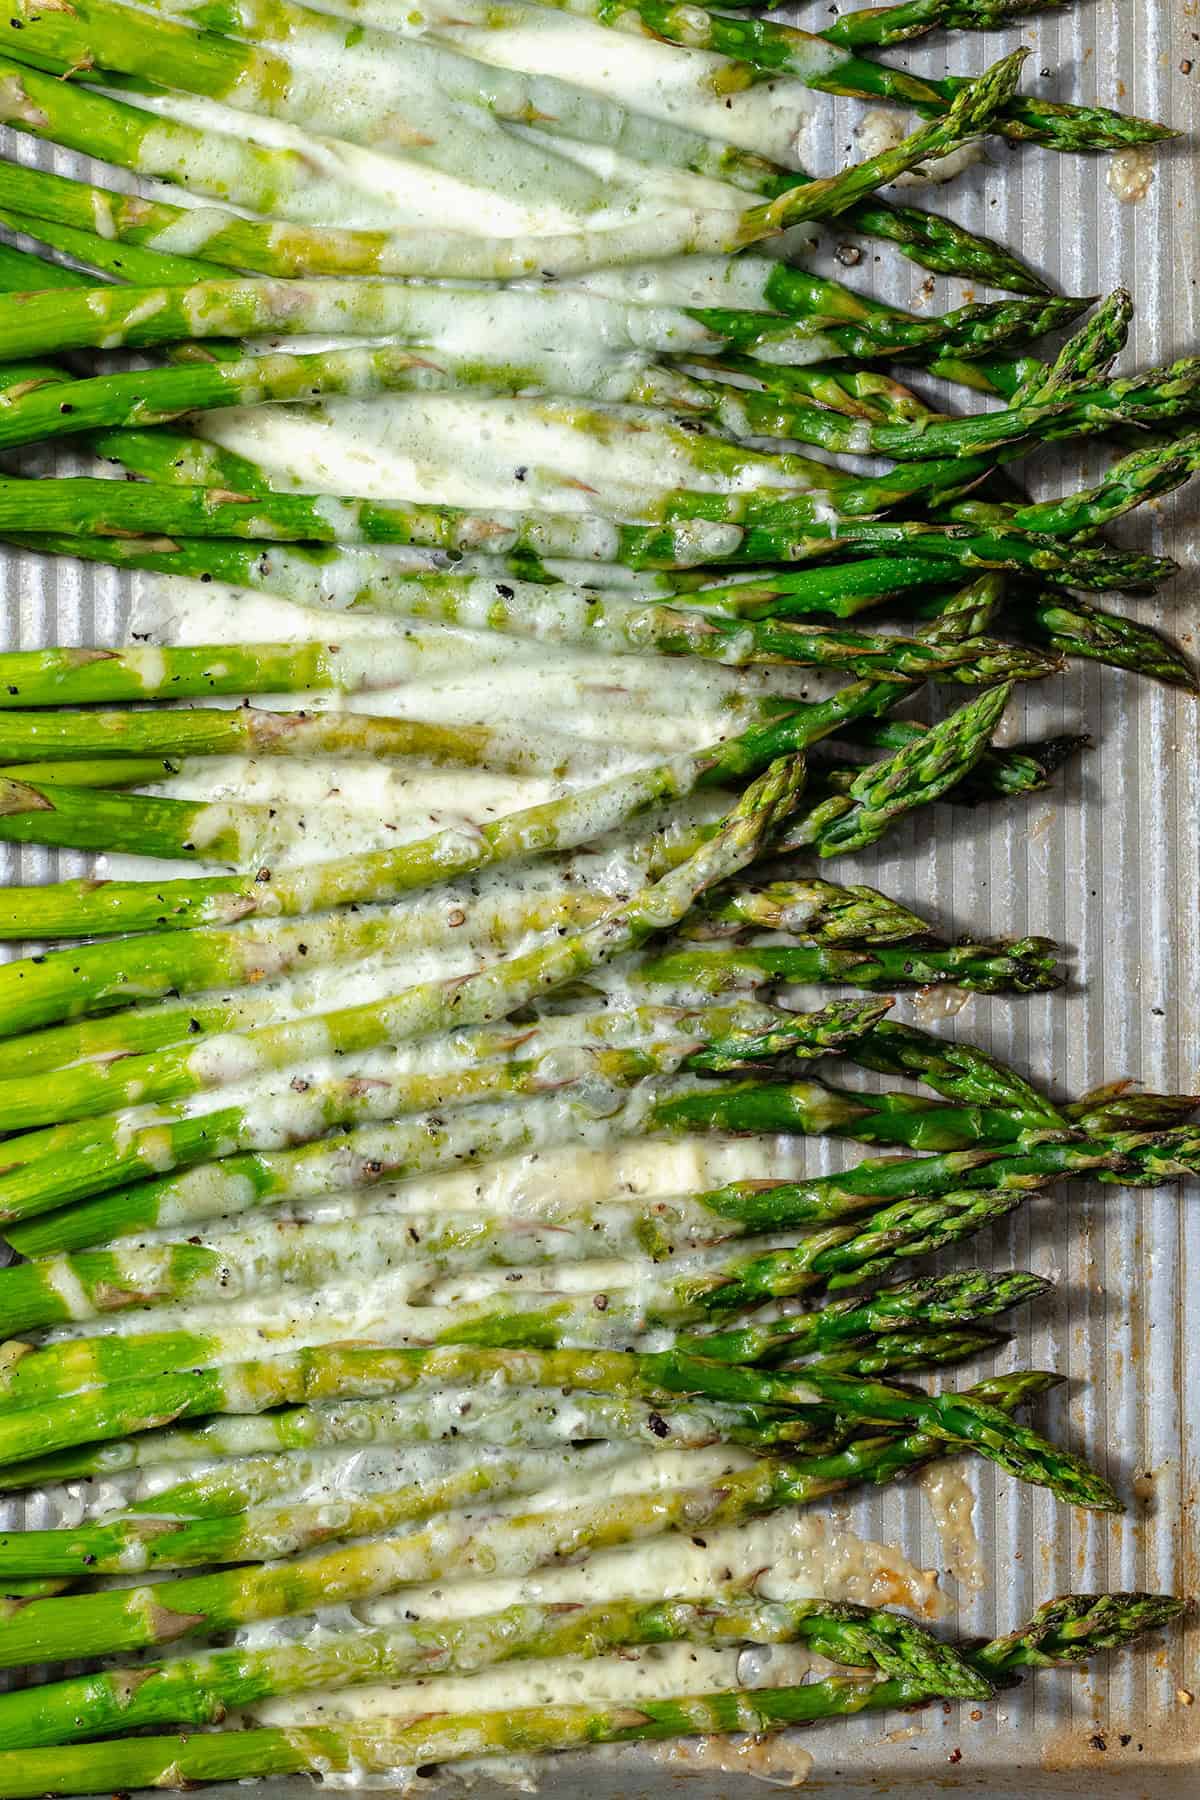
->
[0,0,1196,1789]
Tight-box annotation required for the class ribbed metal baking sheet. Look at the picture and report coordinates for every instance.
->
[0,0,1196,1789]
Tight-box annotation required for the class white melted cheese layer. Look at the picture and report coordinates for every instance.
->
[347,2,831,166]
[194,394,813,511]
[243,1506,942,1639]
[109,76,635,236]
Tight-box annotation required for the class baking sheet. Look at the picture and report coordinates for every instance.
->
[0,0,1196,1789]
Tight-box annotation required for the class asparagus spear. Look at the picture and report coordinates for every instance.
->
[0,1375,1116,1667]
[0,1318,1046,1496]
[20,1062,1198,1258]
[0,22,616,223]
[474,0,1171,151]
[0,726,1048,864]
[0,557,1063,684]
[0,993,885,1196]
[0,1590,998,1750]
[825,720,1089,803]
[0,632,1049,733]
[0,52,1043,275]
[0,705,607,777]
[0,752,877,1220]
[0,1286,1040,1573]
[0,1213,1064,1430]
[0,267,1084,366]
[718,353,1200,461]
[3,0,1056,302]
[1008,288,1134,405]
[0,1396,821,1499]
[0,1594,1177,1795]
[0,1015,949,1224]
[0,201,226,285]
[0,477,1170,588]
[0,1383,1076,1594]
[841,1019,1067,1122]
[1008,588,1198,690]
[0,690,1017,1208]
[0,1124,1034,1335]
[0,50,1031,273]
[0,679,1012,943]
[119,0,1157,159]
[820,0,1070,50]
[560,259,1062,397]
[0,868,929,1057]
[0,116,1051,293]
[0,1444,690,1579]
[0,342,738,451]
[783,680,1016,856]
[634,936,1063,997]
[6,537,965,625]
[960,432,1200,535]
[0,1042,1062,1227]
[0,757,181,789]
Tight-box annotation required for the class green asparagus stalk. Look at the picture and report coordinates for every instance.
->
[1007,589,1198,689]
[0,1189,1071,1414]
[0,871,928,1060]
[0,747,1001,864]
[0,1593,1177,1795]
[0,1396,823,1500]
[0,705,605,777]
[719,353,1200,461]
[783,680,1016,856]
[0,264,1083,367]
[839,1019,1067,1122]
[0,1589,1000,1751]
[0,1285,1039,1573]
[486,0,1171,151]
[0,1339,1048,1506]
[0,343,739,452]
[820,0,1070,50]
[0,476,1170,589]
[0,679,1011,943]
[0,202,226,284]
[0,1445,689,1579]
[799,1323,1009,1376]
[825,721,1089,803]
[0,1366,1116,1638]
[0,994,886,1199]
[692,878,933,942]
[0,757,840,1220]
[0,1008,949,1231]
[110,0,1050,295]
[0,1429,1120,1683]
[0,18,616,221]
[928,75,1172,151]
[0,1128,1034,1337]
[0,693,1017,1205]
[0,1382,1076,1609]
[0,634,1049,735]
[1008,289,1134,406]
[0,111,1051,293]
[4,0,1058,305]
[688,1269,1045,1363]
[0,1044,1056,1228]
[0,48,1032,272]
[959,433,1200,536]
[22,1084,1199,1264]
[634,936,1063,997]
[6,537,968,626]
[0,557,1057,684]
[0,757,181,788]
